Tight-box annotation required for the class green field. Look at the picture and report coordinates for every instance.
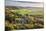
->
[5,7,44,30]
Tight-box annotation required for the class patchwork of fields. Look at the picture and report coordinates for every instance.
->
[5,7,44,30]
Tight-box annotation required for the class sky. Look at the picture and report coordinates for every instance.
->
[6,0,43,2]
[10,0,43,2]
[5,0,43,7]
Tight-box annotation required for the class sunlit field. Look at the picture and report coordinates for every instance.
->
[5,6,44,31]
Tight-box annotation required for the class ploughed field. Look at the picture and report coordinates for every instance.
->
[5,7,44,30]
